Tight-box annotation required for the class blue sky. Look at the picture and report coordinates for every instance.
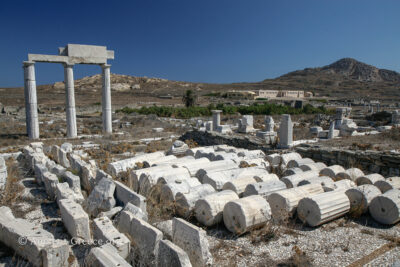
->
[1,0,399,87]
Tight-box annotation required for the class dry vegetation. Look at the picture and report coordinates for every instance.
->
[0,159,24,207]
[323,127,400,150]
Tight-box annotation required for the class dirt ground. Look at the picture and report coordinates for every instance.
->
[321,128,400,151]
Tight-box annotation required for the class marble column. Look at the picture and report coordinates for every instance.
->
[23,61,39,139]
[212,110,222,131]
[64,63,77,138]
[278,114,293,148]
[101,64,112,134]
[265,116,274,132]
[327,121,335,139]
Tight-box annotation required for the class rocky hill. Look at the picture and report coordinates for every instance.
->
[262,58,400,99]
[16,58,400,103]
[279,58,400,83]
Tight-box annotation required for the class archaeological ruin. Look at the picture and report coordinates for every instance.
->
[1,46,400,267]
[23,44,114,139]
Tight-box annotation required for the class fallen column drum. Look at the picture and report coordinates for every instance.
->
[297,190,350,227]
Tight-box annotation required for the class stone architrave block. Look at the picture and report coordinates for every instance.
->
[59,199,91,242]
[172,218,213,267]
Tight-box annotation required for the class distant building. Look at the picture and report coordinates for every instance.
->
[258,90,280,98]
[257,90,309,99]
[304,91,313,97]
[226,90,257,100]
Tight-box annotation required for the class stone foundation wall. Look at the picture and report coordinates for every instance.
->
[179,130,271,152]
[295,146,400,177]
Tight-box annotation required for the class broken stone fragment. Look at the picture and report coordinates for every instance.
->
[172,217,213,267]
[86,243,131,267]
[59,199,91,242]
[0,206,69,267]
[85,177,116,217]
[157,239,192,267]
[93,216,131,259]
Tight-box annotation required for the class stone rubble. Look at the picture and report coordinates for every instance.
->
[59,198,91,242]
[2,139,400,267]
[93,216,131,259]
[0,206,70,267]
[172,218,213,267]
[157,239,192,267]
[85,177,116,217]
[86,243,131,267]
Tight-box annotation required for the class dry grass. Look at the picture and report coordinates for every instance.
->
[145,140,172,153]
[146,185,176,224]
[323,127,400,150]
[351,142,372,151]
[250,223,280,244]
[378,233,400,248]
[239,161,258,168]
[255,245,313,267]
[381,127,400,141]
[184,139,198,148]
[0,159,24,206]
[288,246,314,267]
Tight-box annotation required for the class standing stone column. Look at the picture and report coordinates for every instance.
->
[212,110,222,131]
[64,63,77,138]
[327,121,335,139]
[278,114,293,148]
[101,64,112,134]
[265,116,274,132]
[23,61,39,139]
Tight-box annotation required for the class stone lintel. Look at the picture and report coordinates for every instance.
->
[28,54,69,64]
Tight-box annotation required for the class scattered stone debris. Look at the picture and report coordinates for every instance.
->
[0,117,399,266]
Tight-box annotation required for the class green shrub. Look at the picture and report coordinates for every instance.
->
[203,92,221,97]
[116,103,333,118]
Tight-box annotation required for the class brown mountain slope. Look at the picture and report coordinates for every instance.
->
[262,58,400,99]
[45,57,400,100]
[279,58,400,82]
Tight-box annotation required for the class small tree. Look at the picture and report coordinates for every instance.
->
[182,90,196,107]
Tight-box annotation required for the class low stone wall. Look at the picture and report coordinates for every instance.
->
[179,130,270,152]
[179,130,400,177]
[296,146,400,177]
